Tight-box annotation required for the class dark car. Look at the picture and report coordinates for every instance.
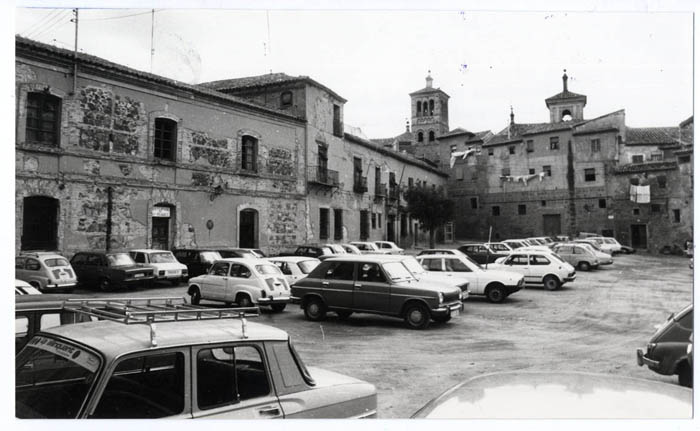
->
[292,245,336,261]
[69,251,154,291]
[172,249,222,279]
[457,243,509,264]
[637,304,693,387]
[290,256,463,329]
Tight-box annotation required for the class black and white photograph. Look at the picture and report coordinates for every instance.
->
[8,0,696,425]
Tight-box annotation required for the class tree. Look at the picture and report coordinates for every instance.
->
[404,185,454,248]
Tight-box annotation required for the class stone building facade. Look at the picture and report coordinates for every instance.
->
[15,37,446,255]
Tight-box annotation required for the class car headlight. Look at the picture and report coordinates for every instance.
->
[438,292,444,303]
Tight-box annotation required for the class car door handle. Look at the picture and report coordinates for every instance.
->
[354,283,363,288]
[258,406,280,416]
[322,281,329,286]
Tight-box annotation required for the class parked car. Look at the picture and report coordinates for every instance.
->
[592,237,623,254]
[412,371,691,418]
[416,254,524,303]
[489,251,576,290]
[503,239,528,250]
[15,297,377,419]
[15,279,42,296]
[292,245,336,260]
[187,258,291,311]
[15,252,77,293]
[70,251,154,291]
[484,242,513,254]
[266,256,321,285]
[324,244,347,255]
[551,243,600,271]
[637,304,693,387]
[457,243,509,264]
[291,255,464,329]
[416,249,465,256]
[573,240,614,264]
[620,244,636,254]
[172,249,222,279]
[216,248,264,259]
[341,243,362,254]
[374,241,404,255]
[377,255,470,295]
[576,237,616,254]
[349,241,387,254]
[129,249,188,285]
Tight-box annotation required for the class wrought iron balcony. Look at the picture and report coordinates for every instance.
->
[354,176,368,193]
[374,183,387,198]
[308,166,339,187]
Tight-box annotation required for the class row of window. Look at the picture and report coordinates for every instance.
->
[319,208,344,240]
[416,99,436,117]
[487,137,604,156]
[416,130,436,143]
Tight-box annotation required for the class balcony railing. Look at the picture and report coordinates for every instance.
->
[353,176,368,194]
[307,166,339,187]
[388,184,401,201]
[374,183,387,198]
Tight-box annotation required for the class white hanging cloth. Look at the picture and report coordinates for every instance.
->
[449,148,476,168]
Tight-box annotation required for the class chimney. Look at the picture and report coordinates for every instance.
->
[510,106,515,125]
[562,69,568,92]
[405,119,410,132]
[426,71,433,88]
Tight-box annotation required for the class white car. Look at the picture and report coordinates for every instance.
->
[341,243,362,254]
[350,241,388,254]
[416,254,525,303]
[15,279,42,295]
[187,258,291,311]
[15,252,77,292]
[573,241,614,264]
[324,244,347,255]
[374,241,404,255]
[266,256,321,285]
[588,237,623,254]
[575,238,616,255]
[484,242,513,254]
[489,251,576,291]
[129,249,188,285]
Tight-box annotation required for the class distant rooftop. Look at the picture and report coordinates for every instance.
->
[199,72,347,102]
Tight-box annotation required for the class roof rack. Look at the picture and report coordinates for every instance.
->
[63,297,259,346]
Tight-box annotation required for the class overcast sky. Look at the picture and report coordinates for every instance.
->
[14,4,694,139]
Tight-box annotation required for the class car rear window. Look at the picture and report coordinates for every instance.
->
[149,252,176,263]
[106,253,135,266]
[298,260,320,274]
[44,258,69,267]
[256,264,282,276]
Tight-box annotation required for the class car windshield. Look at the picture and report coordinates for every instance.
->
[401,257,426,275]
[200,252,221,262]
[382,262,415,281]
[43,258,69,267]
[106,253,135,266]
[460,257,483,271]
[603,238,616,244]
[256,264,283,275]
[298,260,320,274]
[149,252,176,263]
[488,243,510,252]
[16,335,101,418]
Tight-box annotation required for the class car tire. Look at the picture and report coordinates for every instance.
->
[304,297,327,321]
[190,287,201,305]
[543,275,560,291]
[270,304,287,312]
[678,361,693,388]
[404,303,430,330]
[432,313,452,323]
[336,310,353,319]
[98,278,111,292]
[486,284,507,303]
[237,294,253,308]
[578,261,591,271]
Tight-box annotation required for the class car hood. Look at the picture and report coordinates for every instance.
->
[412,371,691,419]
[401,278,461,294]
[414,272,469,289]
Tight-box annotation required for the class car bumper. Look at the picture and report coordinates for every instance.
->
[42,282,77,291]
[431,301,464,317]
[563,272,576,282]
[636,348,660,369]
[505,284,523,294]
[123,276,155,286]
[257,296,291,305]
[290,295,302,304]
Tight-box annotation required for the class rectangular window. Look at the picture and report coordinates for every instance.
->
[492,206,500,216]
[673,209,681,223]
[353,157,364,192]
[408,177,414,188]
[679,155,691,163]
[541,200,546,207]
[371,213,376,229]
[488,148,494,156]
[318,144,328,181]
[584,168,596,182]
[360,210,370,240]
[333,104,342,136]
[378,213,382,228]
[470,197,478,209]
[501,167,511,176]
[631,154,644,164]
[334,209,343,240]
[518,204,526,215]
[591,139,600,153]
[543,165,552,176]
[508,145,515,155]
[26,92,61,146]
[456,167,464,180]
[549,137,560,150]
[319,208,329,240]
[241,136,258,172]
[526,140,534,153]
[529,168,535,175]
[598,199,607,208]
[633,208,640,215]
[651,204,661,213]
[657,175,667,188]
[650,153,663,161]
[154,118,177,161]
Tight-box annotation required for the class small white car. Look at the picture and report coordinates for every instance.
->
[341,243,362,254]
[484,242,513,254]
[588,237,623,254]
[573,241,614,264]
[324,244,347,255]
[350,241,387,254]
[266,256,321,285]
[374,241,404,255]
[188,258,291,311]
[15,252,77,292]
[576,238,616,255]
[15,279,42,295]
[489,251,576,290]
[416,254,524,303]
[129,249,188,285]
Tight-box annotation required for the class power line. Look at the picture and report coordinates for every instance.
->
[31,10,72,40]
[81,9,161,21]
[20,9,62,37]
[27,9,71,39]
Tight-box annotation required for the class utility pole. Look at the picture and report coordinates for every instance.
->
[71,8,78,95]
[150,9,155,73]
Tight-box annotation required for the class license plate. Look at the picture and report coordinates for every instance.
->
[134,273,144,278]
[452,308,460,317]
[167,270,179,275]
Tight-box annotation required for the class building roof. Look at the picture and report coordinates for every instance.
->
[484,121,580,147]
[15,36,303,124]
[545,89,588,106]
[409,86,450,98]
[625,127,679,146]
[613,160,679,174]
[680,116,694,128]
[198,72,347,103]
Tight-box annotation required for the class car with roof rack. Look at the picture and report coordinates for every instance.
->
[15,252,77,293]
[15,297,377,419]
[187,258,291,311]
[290,255,464,329]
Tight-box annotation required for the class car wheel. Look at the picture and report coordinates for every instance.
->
[271,304,287,312]
[543,275,560,291]
[336,310,353,319]
[578,261,591,271]
[190,287,201,305]
[678,361,693,388]
[404,303,430,330]
[304,297,327,321]
[432,313,452,323]
[486,285,507,303]
[98,278,111,292]
[237,294,253,308]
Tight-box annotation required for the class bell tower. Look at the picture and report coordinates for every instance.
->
[545,70,587,123]
[409,72,450,145]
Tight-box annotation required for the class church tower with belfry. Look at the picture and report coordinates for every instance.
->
[545,69,587,123]
[409,72,450,145]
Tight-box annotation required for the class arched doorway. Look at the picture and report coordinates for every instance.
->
[22,196,59,250]
[152,203,175,250]
[239,209,258,248]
